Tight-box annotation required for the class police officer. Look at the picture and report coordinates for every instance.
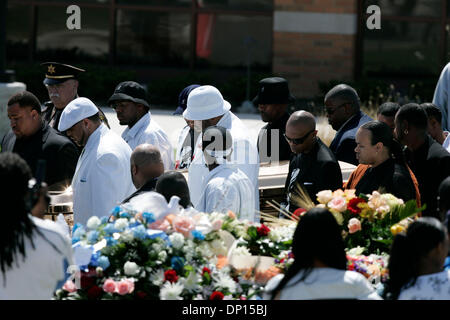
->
[41,62,109,130]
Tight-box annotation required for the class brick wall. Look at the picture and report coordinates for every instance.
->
[273,0,358,99]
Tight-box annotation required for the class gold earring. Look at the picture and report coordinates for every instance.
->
[404,130,408,135]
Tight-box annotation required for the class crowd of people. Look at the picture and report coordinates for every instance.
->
[1,61,450,300]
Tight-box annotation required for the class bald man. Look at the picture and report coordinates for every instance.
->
[122,143,165,203]
[283,111,342,213]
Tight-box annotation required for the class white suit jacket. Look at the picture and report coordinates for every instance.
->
[433,62,450,131]
[188,111,260,210]
[72,124,135,225]
[121,112,174,170]
[196,165,258,222]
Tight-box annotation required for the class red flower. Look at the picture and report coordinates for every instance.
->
[202,267,211,276]
[136,291,147,299]
[347,197,366,215]
[80,268,97,289]
[87,285,103,300]
[257,224,270,237]
[209,291,224,300]
[164,269,179,283]
[293,208,306,218]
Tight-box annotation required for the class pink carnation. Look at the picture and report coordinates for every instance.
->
[212,219,223,231]
[327,196,347,212]
[348,218,362,234]
[149,219,170,231]
[116,279,135,296]
[172,216,195,237]
[102,279,117,293]
[62,280,77,293]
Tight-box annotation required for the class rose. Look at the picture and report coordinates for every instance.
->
[164,270,179,283]
[327,196,347,212]
[347,198,367,215]
[316,190,333,204]
[116,279,135,295]
[149,219,170,232]
[172,216,195,238]
[227,210,236,219]
[257,224,270,237]
[348,218,362,234]
[202,267,211,276]
[209,291,224,300]
[62,280,77,293]
[102,279,117,293]
[124,261,140,276]
[87,216,101,230]
[212,219,223,231]
[87,285,103,300]
[293,208,306,218]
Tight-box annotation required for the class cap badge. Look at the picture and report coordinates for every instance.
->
[47,64,56,74]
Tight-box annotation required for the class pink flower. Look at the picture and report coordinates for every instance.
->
[102,279,117,293]
[172,216,195,237]
[327,196,347,212]
[149,219,170,231]
[62,280,77,293]
[348,218,362,234]
[227,210,236,219]
[212,219,223,231]
[116,279,135,295]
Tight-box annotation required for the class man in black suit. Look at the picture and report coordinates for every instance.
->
[1,91,79,190]
[283,111,342,213]
[122,144,164,203]
[255,77,294,163]
[325,84,372,165]
[395,103,450,219]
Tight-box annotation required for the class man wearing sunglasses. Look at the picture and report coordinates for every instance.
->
[325,84,372,165]
[282,111,342,213]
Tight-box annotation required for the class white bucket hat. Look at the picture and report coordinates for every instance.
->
[58,97,99,132]
[183,85,231,121]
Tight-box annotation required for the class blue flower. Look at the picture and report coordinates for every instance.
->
[171,256,185,272]
[120,211,130,219]
[71,237,80,245]
[100,216,109,224]
[132,225,148,240]
[142,212,155,224]
[111,206,121,216]
[128,221,140,228]
[97,256,110,270]
[103,223,117,235]
[90,251,100,266]
[72,226,86,239]
[147,229,168,241]
[87,231,99,244]
[191,230,205,240]
[72,223,84,234]
[104,236,118,246]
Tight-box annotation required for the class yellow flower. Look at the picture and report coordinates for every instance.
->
[390,224,405,236]
[332,189,345,198]
[343,189,356,200]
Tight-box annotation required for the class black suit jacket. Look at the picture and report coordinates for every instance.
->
[1,122,80,189]
[405,135,450,219]
[121,178,158,204]
[284,138,343,212]
[257,113,293,162]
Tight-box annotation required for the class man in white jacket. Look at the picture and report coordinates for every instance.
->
[433,62,450,131]
[183,85,260,210]
[196,126,257,222]
[58,97,135,225]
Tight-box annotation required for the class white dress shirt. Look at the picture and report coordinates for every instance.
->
[121,112,174,170]
[72,124,135,225]
[398,270,450,300]
[188,111,260,211]
[264,268,381,300]
[195,164,258,222]
[0,216,73,300]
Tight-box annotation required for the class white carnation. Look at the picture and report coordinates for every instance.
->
[87,216,101,230]
[124,261,140,276]
[159,282,184,300]
[169,232,185,250]
[158,250,167,262]
[114,218,129,231]
[214,272,237,293]
[180,271,201,293]
[149,269,165,286]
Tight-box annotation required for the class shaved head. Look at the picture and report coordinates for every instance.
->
[286,111,316,131]
[285,111,318,154]
[130,144,164,189]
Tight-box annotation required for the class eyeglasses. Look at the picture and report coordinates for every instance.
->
[325,102,348,115]
[283,129,315,145]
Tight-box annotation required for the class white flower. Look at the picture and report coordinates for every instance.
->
[114,218,129,231]
[149,269,165,286]
[159,282,184,300]
[158,250,167,262]
[124,261,140,276]
[232,246,251,257]
[152,243,162,252]
[316,190,333,204]
[180,271,201,293]
[119,230,134,242]
[169,232,185,250]
[214,272,237,293]
[87,216,101,230]
[196,243,213,258]
[209,239,227,256]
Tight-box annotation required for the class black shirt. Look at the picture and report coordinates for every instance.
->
[121,178,158,204]
[284,138,343,212]
[405,135,450,219]
[355,158,415,202]
[257,113,293,163]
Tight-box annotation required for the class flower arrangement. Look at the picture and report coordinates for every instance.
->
[346,247,389,290]
[55,203,264,300]
[315,189,424,254]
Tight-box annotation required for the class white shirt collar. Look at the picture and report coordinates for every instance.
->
[216,111,231,127]
[443,131,450,149]
[122,112,151,140]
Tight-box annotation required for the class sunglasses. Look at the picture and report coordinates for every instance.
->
[284,129,315,145]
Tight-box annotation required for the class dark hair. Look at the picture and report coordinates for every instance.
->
[383,217,447,300]
[87,113,100,123]
[0,152,36,279]
[202,125,232,152]
[396,103,428,131]
[155,171,191,208]
[421,103,442,124]
[270,208,347,299]
[7,91,42,115]
[378,102,400,117]
[324,84,360,111]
